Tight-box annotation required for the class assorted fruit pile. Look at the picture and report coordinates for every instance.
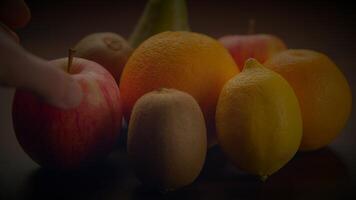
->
[12,0,352,191]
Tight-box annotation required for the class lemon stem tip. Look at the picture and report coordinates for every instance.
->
[244,58,262,70]
[260,175,268,182]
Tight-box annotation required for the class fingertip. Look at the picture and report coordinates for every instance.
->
[61,78,83,109]
[25,60,83,109]
[46,77,83,109]
[18,1,31,28]
[0,0,31,28]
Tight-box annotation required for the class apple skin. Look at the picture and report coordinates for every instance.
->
[12,58,122,170]
[219,34,287,70]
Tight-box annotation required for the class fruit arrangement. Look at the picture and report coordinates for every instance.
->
[12,0,352,191]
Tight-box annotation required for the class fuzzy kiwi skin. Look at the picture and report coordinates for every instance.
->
[74,32,133,83]
[127,88,207,191]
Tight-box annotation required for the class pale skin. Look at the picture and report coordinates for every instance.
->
[0,0,82,108]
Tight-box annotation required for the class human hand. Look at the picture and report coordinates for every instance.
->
[0,0,82,108]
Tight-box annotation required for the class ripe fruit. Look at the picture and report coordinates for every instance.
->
[74,32,133,83]
[12,54,122,170]
[120,31,239,146]
[219,20,286,70]
[219,34,286,70]
[129,0,190,48]
[216,58,302,179]
[264,49,352,151]
[128,88,207,191]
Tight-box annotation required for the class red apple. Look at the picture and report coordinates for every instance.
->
[12,56,122,170]
[219,21,287,70]
[219,35,286,70]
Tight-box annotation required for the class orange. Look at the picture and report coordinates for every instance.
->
[264,49,352,151]
[120,31,239,145]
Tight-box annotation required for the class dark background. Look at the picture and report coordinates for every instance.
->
[1,0,356,199]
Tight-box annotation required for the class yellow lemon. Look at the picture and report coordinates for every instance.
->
[216,58,302,179]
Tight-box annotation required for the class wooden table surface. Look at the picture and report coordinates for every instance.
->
[1,1,355,199]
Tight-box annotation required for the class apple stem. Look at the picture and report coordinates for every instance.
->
[247,19,255,35]
[67,48,75,73]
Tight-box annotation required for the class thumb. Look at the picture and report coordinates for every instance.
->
[0,31,82,109]
[18,57,83,109]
